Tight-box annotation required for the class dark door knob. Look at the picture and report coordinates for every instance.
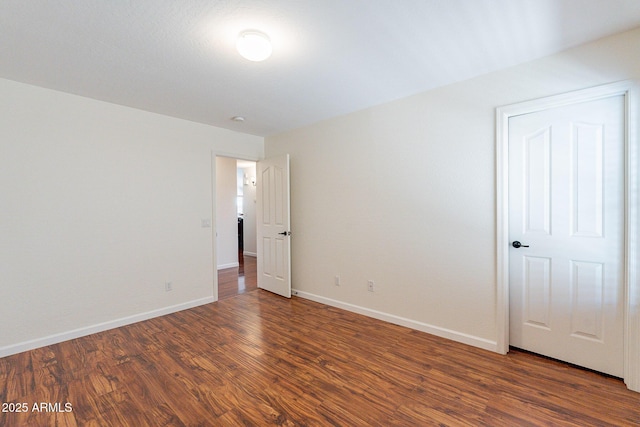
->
[512,241,529,248]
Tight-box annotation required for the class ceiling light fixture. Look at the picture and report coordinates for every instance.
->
[236,30,272,62]
[231,115,245,122]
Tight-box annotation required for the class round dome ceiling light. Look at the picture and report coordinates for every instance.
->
[231,116,245,122]
[236,30,272,62]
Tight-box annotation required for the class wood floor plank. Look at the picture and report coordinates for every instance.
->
[218,253,257,301]
[2,289,640,426]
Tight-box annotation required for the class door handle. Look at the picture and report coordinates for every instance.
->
[278,231,291,236]
[512,241,529,248]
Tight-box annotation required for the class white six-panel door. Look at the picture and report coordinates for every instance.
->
[256,154,291,298]
[508,95,625,377]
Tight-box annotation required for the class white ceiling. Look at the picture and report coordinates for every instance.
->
[2,1,640,137]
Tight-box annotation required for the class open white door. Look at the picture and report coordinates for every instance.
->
[256,154,291,298]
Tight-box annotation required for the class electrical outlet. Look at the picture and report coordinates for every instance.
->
[367,280,374,292]
[165,281,173,292]
[335,275,341,286]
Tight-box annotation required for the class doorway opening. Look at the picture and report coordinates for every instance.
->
[215,156,257,300]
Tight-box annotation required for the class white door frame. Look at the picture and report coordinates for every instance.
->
[496,81,640,391]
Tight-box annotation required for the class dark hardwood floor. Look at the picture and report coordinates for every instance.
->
[218,252,257,300]
[2,289,640,426]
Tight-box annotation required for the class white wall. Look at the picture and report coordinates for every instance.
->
[265,27,640,350]
[241,164,257,256]
[216,157,239,269]
[0,78,263,356]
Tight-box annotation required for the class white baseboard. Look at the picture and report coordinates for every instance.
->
[292,289,497,353]
[1,291,498,359]
[217,262,240,270]
[243,251,257,257]
[0,296,215,358]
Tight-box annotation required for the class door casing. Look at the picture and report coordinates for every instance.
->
[496,81,640,392]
